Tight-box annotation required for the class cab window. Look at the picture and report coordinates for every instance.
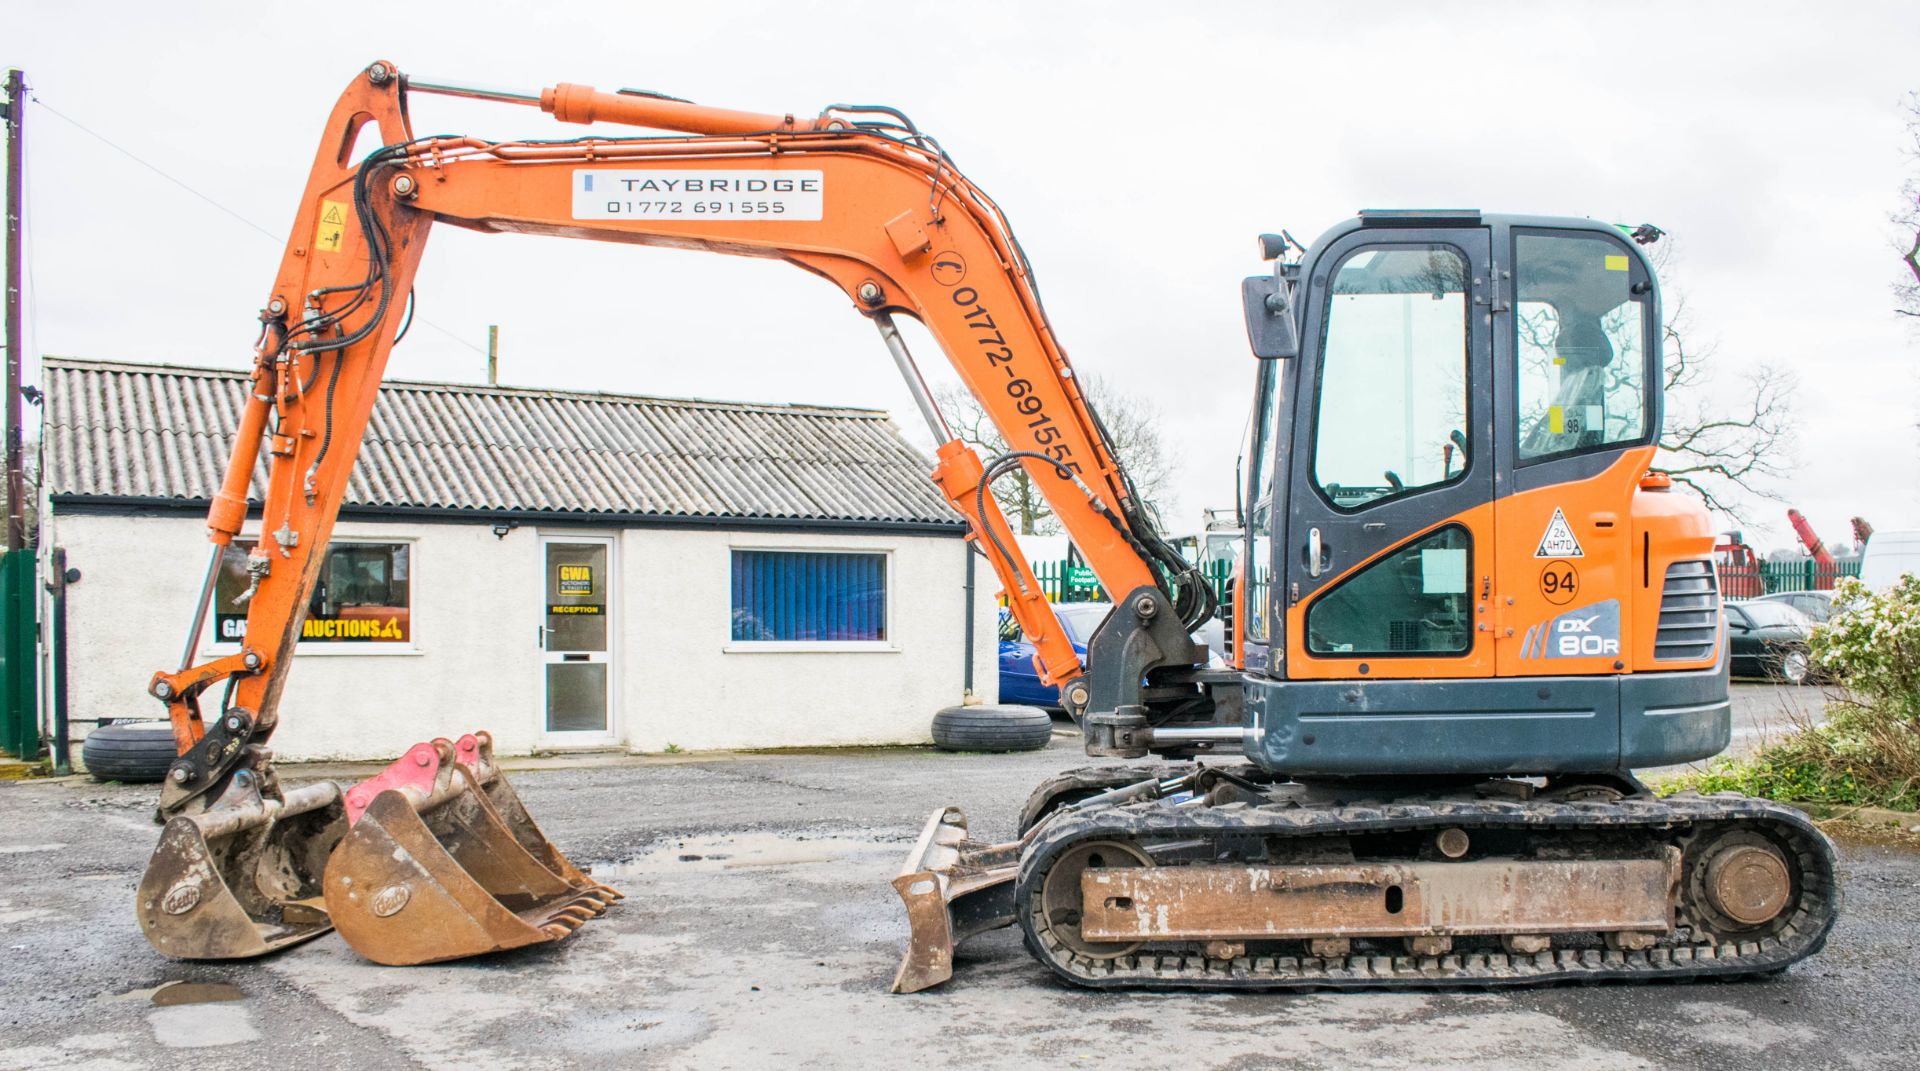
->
[1244,362,1280,644]
[1514,232,1650,461]
[1306,526,1472,656]
[1312,245,1470,511]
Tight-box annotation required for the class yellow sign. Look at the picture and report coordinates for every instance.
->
[1603,254,1629,272]
[557,564,595,596]
[314,200,349,253]
[302,616,406,640]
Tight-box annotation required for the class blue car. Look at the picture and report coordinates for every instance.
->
[998,603,1113,709]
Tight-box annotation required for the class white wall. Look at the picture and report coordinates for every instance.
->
[52,510,996,763]
[615,526,997,752]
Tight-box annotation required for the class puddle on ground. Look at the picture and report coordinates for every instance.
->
[596,832,893,879]
[100,980,247,1008]
[151,981,244,1007]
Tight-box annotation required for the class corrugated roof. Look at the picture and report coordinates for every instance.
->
[41,358,960,526]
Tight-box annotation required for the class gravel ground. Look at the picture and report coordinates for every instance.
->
[1,685,1914,1070]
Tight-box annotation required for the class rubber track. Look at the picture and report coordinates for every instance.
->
[1014,791,1840,990]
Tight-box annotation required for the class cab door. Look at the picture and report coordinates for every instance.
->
[1280,224,1497,681]
[1494,226,1658,677]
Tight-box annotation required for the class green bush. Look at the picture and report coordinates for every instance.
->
[1664,576,1920,812]
[1812,575,1920,717]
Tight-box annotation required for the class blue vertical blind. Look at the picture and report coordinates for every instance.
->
[730,550,888,642]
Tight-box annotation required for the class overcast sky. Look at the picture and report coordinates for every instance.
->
[11,1,1920,553]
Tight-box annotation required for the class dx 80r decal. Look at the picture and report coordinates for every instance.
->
[1520,599,1621,660]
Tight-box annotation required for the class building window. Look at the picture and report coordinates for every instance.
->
[215,541,412,645]
[729,549,887,644]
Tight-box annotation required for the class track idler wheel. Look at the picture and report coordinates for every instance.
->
[1037,839,1153,960]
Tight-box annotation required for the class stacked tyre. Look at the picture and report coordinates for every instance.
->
[930,704,1054,753]
[81,721,177,783]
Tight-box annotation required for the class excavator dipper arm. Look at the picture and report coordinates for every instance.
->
[139,61,1209,966]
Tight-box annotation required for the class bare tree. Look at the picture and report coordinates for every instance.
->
[1655,294,1796,519]
[932,374,1177,535]
[1898,92,1920,319]
[1512,241,1793,520]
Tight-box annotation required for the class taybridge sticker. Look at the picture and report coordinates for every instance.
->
[1521,599,1620,660]
[1533,507,1585,558]
[572,169,824,221]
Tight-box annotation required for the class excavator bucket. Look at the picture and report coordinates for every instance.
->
[449,733,624,901]
[138,764,347,960]
[890,807,1021,994]
[323,732,620,966]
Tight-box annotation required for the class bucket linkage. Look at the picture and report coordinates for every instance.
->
[138,745,347,959]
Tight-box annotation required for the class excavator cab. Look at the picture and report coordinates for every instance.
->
[1237,212,1729,776]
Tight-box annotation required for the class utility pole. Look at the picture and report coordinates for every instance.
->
[4,69,25,551]
[486,324,499,386]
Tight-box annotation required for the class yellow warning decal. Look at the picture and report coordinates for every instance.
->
[1603,254,1629,271]
[1549,405,1566,434]
[314,200,349,253]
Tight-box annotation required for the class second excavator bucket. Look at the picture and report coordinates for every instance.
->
[891,807,1022,994]
[323,732,620,966]
[138,756,347,960]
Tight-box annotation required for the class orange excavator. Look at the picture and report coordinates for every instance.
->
[139,63,1838,990]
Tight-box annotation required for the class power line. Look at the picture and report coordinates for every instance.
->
[31,95,281,242]
[28,95,488,356]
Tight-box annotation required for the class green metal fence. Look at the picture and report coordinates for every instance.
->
[1023,557,1235,605]
[0,549,38,759]
[1717,559,1860,600]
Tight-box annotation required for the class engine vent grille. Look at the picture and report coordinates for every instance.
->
[1655,559,1720,662]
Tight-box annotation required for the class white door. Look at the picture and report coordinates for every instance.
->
[540,536,615,744]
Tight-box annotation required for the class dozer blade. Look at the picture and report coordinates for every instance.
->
[138,763,347,960]
[324,734,619,966]
[890,807,1021,994]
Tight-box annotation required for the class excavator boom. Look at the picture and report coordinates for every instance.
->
[139,61,1208,967]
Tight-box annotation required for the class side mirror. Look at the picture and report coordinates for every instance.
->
[1242,275,1299,359]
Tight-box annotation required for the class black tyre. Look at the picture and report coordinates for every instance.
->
[82,721,178,783]
[931,704,1054,753]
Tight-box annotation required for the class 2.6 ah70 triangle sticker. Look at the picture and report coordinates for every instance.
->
[1533,507,1585,558]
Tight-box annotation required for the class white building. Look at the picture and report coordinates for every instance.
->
[41,358,996,763]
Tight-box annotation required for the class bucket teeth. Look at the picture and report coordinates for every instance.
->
[321,732,623,966]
